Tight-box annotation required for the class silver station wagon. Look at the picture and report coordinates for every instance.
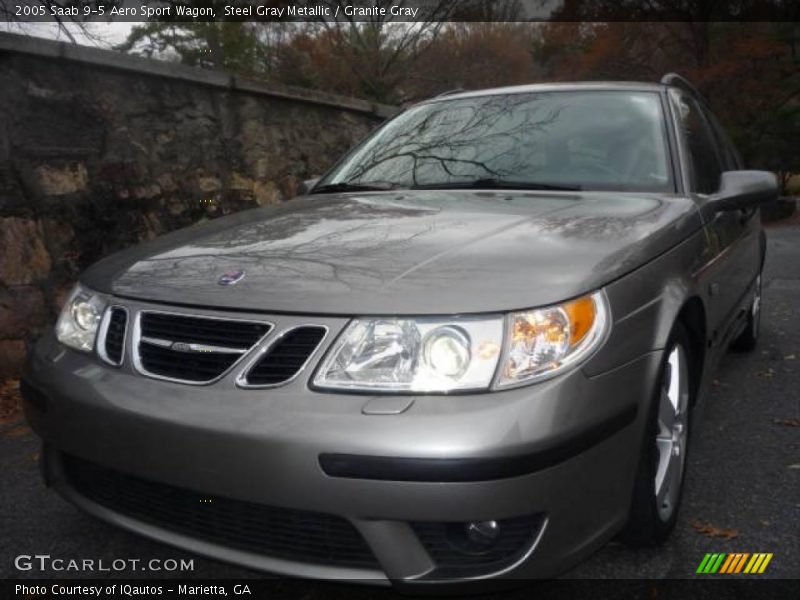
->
[22,74,776,585]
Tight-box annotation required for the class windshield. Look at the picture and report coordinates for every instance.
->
[319,90,673,193]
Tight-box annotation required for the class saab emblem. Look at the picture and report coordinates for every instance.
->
[218,269,245,286]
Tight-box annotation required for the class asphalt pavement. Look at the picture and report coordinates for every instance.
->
[1,224,797,591]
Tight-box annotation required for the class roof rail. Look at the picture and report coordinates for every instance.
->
[435,88,465,98]
[660,73,707,102]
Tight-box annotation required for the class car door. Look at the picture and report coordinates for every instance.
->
[704,104,763,317]
[670,90,758,347]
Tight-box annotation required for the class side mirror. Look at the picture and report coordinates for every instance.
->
[297,178,320,196]
[710,171,778,212]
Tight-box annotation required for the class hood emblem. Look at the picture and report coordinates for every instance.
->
[218,269,245,286]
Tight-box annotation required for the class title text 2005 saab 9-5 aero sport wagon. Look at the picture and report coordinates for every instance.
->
[22,74,776,585]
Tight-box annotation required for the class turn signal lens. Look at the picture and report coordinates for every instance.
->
[564,295,596,345]
[497,291,609,388]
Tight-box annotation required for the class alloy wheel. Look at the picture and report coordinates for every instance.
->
[752,274,762,339]
[654,343,690,522]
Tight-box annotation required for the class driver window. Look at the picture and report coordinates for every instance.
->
[673,93,724,194]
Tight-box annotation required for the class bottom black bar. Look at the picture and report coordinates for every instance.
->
[3,579,797,600]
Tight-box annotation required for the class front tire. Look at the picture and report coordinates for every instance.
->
[620,322,693,546]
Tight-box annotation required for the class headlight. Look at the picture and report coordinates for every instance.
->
[313,291,609,393]
[55,284,107,352]
[496,291,609,388]
[313,316,504,392]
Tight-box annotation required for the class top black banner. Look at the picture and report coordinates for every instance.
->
[3,0,799,23]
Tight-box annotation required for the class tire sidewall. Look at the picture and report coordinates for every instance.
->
[621,322,694,545]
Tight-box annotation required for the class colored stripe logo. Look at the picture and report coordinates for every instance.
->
[697,553,773,574]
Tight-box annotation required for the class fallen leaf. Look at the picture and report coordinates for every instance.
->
[760,520,770,527]
[712,379,721,388]
[31,452,40,462]
[785,354,796,360]
[756,368,776,378]
[692,520,739,539]
[774,418,800,427]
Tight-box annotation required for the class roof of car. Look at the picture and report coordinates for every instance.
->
[424,81,672,104]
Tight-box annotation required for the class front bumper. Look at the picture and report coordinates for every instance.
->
[23,303,661,584]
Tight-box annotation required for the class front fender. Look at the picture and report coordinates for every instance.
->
[583,227,711,377]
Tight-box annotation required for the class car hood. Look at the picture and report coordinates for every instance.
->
[83,191,702,315]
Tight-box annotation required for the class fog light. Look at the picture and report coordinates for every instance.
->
[445,519,502,555]
[466,520,500,546]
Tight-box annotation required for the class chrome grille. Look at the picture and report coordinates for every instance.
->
[240,326,327,387]
[140,312,267,349]
[134,311,271,384]
[98,307,127,366]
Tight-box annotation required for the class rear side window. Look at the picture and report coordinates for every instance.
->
[672,92,723,194]
[706,109,743,170]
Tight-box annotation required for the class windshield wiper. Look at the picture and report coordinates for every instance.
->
[311,181,401,194]
[412,179,582,192]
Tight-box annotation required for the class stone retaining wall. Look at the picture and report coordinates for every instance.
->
[0,33,394,376]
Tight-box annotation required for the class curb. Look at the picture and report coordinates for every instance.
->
[0,414,26,433]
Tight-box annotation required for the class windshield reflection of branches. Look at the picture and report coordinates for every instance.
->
[341,95,562,186]
[326,91,673,193]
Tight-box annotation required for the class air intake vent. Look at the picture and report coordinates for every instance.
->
[136,312,271,384]
[101,307,127,366]
[244,326,327,386]
[62,454,379,570]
